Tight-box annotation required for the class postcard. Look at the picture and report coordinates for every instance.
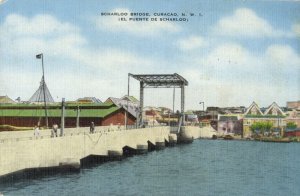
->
[0,0,299,195]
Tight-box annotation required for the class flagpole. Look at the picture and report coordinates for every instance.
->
[37,53,48,128]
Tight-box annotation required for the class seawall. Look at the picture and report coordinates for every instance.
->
[0,126,170,177]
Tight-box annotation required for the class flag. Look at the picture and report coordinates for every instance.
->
[36,53,43,59]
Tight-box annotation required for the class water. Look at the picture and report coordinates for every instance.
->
[1,140,300,196]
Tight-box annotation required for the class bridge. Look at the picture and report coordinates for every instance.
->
[0,125,174,178]
[0,125,216,178]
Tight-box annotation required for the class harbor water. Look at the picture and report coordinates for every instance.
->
[1,140,300,195]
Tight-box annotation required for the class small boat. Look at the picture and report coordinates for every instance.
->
[223,135,234,140]
[261,138,291,143]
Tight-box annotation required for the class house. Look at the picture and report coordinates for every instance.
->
[287,101,300,110]
[0,96,15,104]
[105,96,139,119]
[243,102,286,137]
[285,101,300,128]
[285,109,300,128]
[284,128,300,137]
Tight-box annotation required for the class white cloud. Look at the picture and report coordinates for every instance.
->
[179,42,300,108]
[213,8,288,38]
[265,44,300,67]
[96,8,180,36]
[0,14,158,71]
[0,0,7,5]
[203,43,255,67]
[2,14,78,36]
[0,14,165,101]
[176,35,206,50]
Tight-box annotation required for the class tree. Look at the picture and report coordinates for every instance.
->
[286,122,297,130]
[250,121,273,135]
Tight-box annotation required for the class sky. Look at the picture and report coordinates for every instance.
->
[0,0,299,110]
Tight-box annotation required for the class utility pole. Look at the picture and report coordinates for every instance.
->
[61,98,65,136]
[125,74,130,129]
[76,105,80,128]
[36,53,48,128]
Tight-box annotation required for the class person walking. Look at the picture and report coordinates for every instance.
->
[52,123,58,137]
[34,125,40,139]
[90,122,95,134]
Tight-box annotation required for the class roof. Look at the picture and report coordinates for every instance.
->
[106,97,139,118]
[0,103,119,118]
[129,73,188,88]
[244,101,263,115]
[244,114,286,118]
[76,97,102,103]
[219,116,238,121]
[264,102,285,116]
[28,77,54,103]
[121,95,139,103]
[285,128,300,132]
[0,96,15,104]
[0,102,114,109]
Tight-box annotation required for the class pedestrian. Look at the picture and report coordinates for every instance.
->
[34,125,40,139]
[90,122,95,134]
[52,123,58,137]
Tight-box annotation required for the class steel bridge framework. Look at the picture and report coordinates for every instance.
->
[128,73,188,127]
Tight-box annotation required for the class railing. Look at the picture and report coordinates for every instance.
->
[0,125,169,143]
[0,126,123,143]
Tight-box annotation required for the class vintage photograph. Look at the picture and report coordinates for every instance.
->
[0,0,299,195]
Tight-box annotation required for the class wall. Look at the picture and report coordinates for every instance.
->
[181,126,216,139]
[284,131,300,137]
[0,126,170,177]
[102,109,135,126]
[217,120,243,134]
[0,116,102,128]
[0,109,136,128]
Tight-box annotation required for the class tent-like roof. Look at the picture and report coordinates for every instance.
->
[244,101,263,116]
[28,77,54,103]
[129,73,188,88]
[264,102,285,116]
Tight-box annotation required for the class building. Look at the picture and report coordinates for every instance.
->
[243,102,286,137]
[284,128,300,137]
[285,101,300,128]
[287,101,300,110]
[120,95,139,104]
[105,96,139,119]
[0,96,15,104]
[76,97,102,103]
[0,102,136,128]
[285,109,300,128]
[217,114,243,135]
